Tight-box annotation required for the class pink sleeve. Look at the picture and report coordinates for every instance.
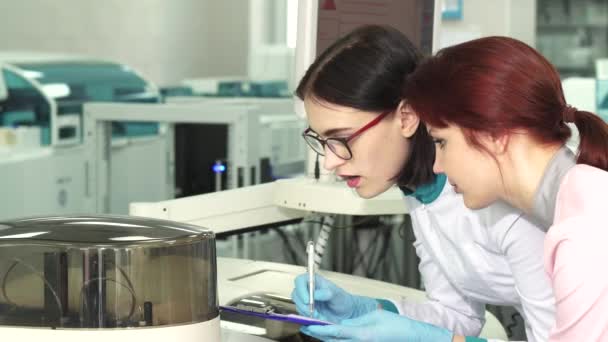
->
[545,216,608,341]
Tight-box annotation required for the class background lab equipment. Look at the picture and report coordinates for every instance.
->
[161,77,290,98]
[82,88,309,271]
[82,99,307,214]
[0,215,222,341]
[0,52,165,220]
[164,97,307,196]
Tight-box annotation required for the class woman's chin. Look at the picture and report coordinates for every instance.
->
[462,194,493,210]
[355,189,376,199]
[354,183,393,199]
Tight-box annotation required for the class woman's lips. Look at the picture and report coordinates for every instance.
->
[339,174,362,188]
[346,176,361,188]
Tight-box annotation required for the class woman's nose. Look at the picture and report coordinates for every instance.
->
[323,146,347,171]
[433,155,444,174]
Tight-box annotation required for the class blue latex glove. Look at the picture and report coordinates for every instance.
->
[301,310,454,342]
[291,273,379,323]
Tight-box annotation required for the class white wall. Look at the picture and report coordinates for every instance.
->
[0,0,251,86]
[203,1,251,79]
[0,1,539,86]
[509,0,537,47]
[440,0,537,48]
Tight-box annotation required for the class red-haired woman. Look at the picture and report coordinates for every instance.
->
[403,36,608,341]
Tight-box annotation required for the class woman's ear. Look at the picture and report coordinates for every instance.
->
[397,100,420,138]
[481,132,510,156]
[492,133,510,155]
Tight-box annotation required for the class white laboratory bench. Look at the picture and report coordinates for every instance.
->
[217,257,508,341]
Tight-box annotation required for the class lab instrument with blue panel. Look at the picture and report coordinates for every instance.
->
[0,58,160,148]
[0,54,166,220]
[162,79,289,98]
[0,68,50,144]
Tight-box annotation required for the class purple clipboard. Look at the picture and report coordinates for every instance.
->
[220,305,333,326]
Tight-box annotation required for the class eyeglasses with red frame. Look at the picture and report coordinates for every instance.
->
[301,111,391,160]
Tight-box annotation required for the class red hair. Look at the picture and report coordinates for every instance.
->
[403,36,608,171]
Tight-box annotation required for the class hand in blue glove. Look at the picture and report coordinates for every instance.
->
[301,310,454,342]
[291,273,379,323]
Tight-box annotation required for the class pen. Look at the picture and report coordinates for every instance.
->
[307,241,315,317]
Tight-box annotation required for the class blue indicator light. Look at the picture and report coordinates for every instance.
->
[213,164,226,173]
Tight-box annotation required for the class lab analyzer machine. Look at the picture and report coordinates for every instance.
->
[0,52,168,220]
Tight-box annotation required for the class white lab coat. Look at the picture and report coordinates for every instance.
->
[393,182,555,342]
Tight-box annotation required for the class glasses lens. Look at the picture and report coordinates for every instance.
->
[327,139,352,160]
[303,134,325,155]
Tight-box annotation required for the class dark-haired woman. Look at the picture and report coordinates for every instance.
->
[291,26,554,342]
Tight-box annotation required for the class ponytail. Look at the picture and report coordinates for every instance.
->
[571,110,608,171]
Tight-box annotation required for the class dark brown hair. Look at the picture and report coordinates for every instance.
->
[296,25,436,188]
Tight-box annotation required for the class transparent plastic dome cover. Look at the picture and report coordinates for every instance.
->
[0,215,218,329]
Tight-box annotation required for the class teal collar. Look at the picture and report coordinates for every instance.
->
[400,173,447,204]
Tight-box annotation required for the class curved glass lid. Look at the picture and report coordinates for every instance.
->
[0,215,212,247]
